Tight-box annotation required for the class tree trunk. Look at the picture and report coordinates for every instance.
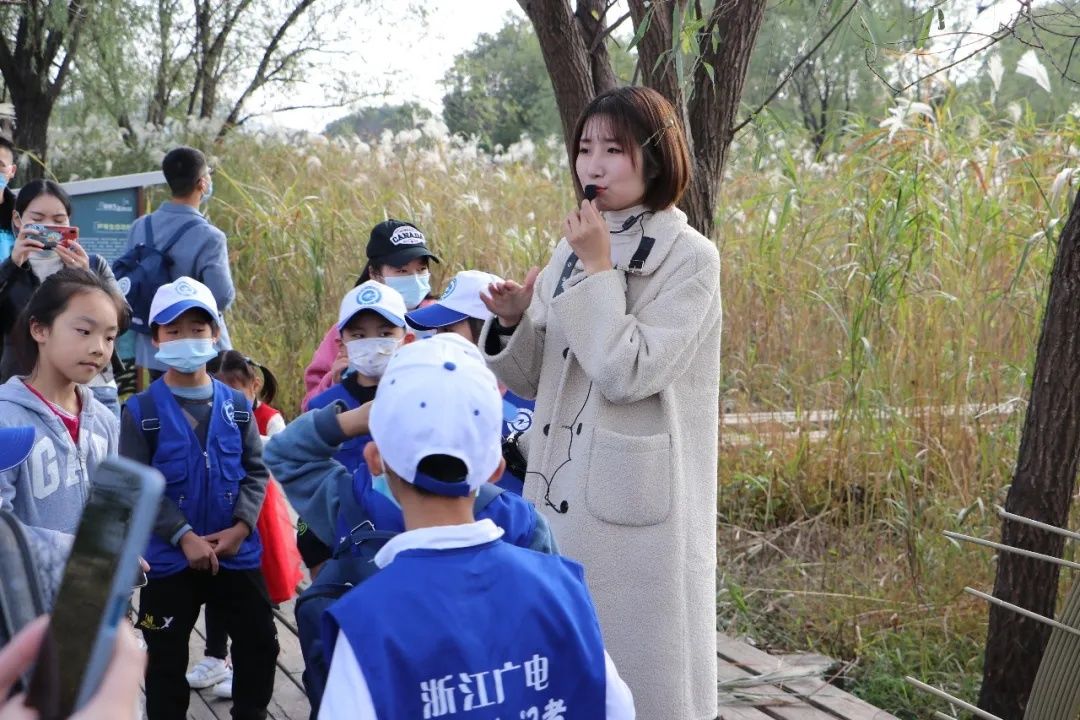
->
[683,0,766,237]
[11,91,53,181]
[978,187,1080,718]
[517,0,598,163]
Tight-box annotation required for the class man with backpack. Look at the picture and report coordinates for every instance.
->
[118,146,234,381]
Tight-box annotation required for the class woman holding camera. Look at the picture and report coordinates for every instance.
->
[0,180,123,416]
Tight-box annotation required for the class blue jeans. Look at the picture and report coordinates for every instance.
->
[89,384,120,421]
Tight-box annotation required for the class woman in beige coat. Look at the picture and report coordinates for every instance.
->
[481,86,721,720]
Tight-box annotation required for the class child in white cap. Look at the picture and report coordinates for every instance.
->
[298,280,408,577]
[406,269,536,494]
[317,333,634,719]
[119,277,278,720]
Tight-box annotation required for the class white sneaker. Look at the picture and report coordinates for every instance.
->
[185,656,230,689]
[210,672,233,699]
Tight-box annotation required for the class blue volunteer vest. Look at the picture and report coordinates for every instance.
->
[307,382,371,477]
[325,540,607,719]
[337,467,538,549]
[126,378,262,578]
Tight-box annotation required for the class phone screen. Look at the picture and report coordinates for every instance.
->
[28,477,135,718]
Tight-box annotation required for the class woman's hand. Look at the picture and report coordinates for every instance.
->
[55,240,90,270]
[481,267,540,328]
[565,199,612,275]
[9,228,44,267]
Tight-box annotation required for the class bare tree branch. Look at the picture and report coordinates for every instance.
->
[731,0,858,137]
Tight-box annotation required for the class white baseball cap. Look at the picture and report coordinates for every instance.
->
[337,280,407,331]
[150,276,220,327]
[404,270,502,331]
[369,333,503,497]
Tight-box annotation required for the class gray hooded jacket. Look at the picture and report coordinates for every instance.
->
[0,377,119,602]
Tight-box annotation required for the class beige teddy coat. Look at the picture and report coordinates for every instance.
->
[481,206,721,719]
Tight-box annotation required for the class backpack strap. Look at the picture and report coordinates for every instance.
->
[474,483,505,512]
[136,390,161,458]
[143,216,201,256]
[334,471,395,559]
[157,218,202,256]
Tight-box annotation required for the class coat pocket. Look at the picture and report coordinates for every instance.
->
[585,428,672,527]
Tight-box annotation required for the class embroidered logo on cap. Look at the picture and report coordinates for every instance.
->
[441,278,457,299]
[356,286,382,305]
[174,280,196,296]
[389,226,425,246]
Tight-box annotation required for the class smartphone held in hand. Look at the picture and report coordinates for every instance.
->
[24,457,163,720]
[24,224,79,250]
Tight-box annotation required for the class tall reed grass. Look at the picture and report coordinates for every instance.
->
[50,101,1080,715]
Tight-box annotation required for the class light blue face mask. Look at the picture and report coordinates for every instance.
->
[371,472,401,510]
[155,338,218,374]
[200,178,213,204]
[383,272,430,310]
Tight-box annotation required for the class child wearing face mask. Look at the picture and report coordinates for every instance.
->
[300,219,439,410]
[118,277,278,720]
[181,350,300,701]
[294,281,407,577]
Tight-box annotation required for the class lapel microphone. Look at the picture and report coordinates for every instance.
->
[584,184,598,200]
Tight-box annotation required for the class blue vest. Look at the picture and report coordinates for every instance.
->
[337,467,538,550]
[307,382,371,477]
[326,540,607,719]
[126,378,262,578]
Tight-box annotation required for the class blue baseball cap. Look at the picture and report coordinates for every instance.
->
[405,270,501,331]
[0,427,34,473]
[149,277,220,327]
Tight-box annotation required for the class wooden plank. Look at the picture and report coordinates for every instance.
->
[266,664,311,720]
[718,704,784,720]
[717,635,899,720]
[718,660,838,720]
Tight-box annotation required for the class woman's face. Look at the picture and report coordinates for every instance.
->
[14,194,70,233]
[575,115,647,212]
[373,258,429,280]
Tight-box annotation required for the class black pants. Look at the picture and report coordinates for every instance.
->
[205,603,228,659]
[138,569,279,720]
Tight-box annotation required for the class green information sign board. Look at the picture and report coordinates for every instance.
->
[69,187,139,263]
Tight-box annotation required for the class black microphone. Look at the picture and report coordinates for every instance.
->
[559,500,569,513]
[584,184,598,201]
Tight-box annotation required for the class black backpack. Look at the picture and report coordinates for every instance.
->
[112,216,201,335]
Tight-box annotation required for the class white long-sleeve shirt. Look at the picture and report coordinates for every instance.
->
[318,520,636,719]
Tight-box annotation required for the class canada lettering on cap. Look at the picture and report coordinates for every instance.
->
[389,226,426,246]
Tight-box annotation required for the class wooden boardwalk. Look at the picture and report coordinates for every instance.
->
[715,635,899,720]
[142,616,898,719]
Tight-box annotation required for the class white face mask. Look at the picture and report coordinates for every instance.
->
[27,250,63,280]
[345,337,401,378]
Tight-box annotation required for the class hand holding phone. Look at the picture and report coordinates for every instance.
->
[24,457,163,720]
[0,617,145,720]
[23,224,79,250]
